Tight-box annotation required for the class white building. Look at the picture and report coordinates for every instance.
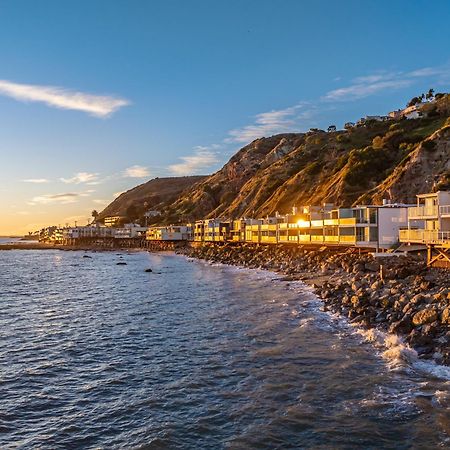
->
[146,225,192,241]
[400,191,450,244]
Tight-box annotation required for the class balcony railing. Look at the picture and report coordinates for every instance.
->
[440,205,450,217]
[399,229,450,244]
[339,235,357,243]
[339,218,357,226]
[408,205,438,218]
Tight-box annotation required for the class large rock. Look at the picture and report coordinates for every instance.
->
[389,315,413,334]
[364,261,380,272]
[441,307,450,325]
[412,308,438,327]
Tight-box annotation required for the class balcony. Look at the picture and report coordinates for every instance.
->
[399,229,450,244]
[408,205,438,218]
[324,236,339,243]
[311,220,324,228]
[440,205,450,217]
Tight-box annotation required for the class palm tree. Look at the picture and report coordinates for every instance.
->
[91,210,99,224]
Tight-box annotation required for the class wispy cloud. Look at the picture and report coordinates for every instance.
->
[324,78,413,101]
[60,172,100,185]
[29,193,81,205]
[168,146,220,175]
[323,65,450,102]
[28,189,94,205]
[226,103,317,143]
[0,79,130,117]
[22,178,49,183]
[124,165,150,178]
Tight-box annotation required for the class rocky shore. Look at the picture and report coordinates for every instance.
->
[178,243,450,366]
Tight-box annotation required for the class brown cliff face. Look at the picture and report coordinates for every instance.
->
[98,176,206,221]
[102,95,450,223]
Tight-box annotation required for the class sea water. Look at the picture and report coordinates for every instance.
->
[0,250,449,449]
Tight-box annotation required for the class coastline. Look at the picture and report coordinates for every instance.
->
[176,243,450,366]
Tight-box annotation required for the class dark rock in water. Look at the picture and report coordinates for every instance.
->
[389,315,413,334]
[145,268,153,272]
[116,262,127,266]
[83,255,92,258]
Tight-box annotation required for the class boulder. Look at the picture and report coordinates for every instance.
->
[412,308,438,327]
[389,315,413,334]
[364,261,380,272]
[441,307,450,325]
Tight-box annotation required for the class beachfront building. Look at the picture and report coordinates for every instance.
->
[203,219,231,243]
[231,219,255,242]
[260,214,286,244]
[114,224,148,239]
[244,219,263,243]
[146,225,192,241]
[399,191,450,267]
[194,221,205,242]
[276,203,410,250]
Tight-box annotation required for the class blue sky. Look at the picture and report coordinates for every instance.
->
[0,0,449,234]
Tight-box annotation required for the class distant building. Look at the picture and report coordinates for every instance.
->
[357,115,390,125]
[388,104,424,120]
[104,216,127,227]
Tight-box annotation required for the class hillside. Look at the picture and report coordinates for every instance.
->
[103,94,450,224]
[98,176,206,221]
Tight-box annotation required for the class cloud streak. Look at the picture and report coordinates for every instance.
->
[29,193,81,205]
[60,172,100,184]
[124,165,150,178]
[0,79,130,117]
[22,178,49,183]
[28,189,94,205]
[323,65,450,102]
[226,103,317,143]
[169,146,220,175]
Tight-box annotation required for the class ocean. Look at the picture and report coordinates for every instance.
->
[0,250,449,449]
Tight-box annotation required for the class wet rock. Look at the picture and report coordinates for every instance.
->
[389,315,413,334]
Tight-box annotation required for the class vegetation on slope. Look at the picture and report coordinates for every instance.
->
[101,94,450,224]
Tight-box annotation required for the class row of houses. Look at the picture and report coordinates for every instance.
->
[40,191,450,266]
[144,191,450,266]
[176,203,414,250]
[40,223,147,245]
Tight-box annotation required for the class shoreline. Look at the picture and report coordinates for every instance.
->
[176,243,450,366]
